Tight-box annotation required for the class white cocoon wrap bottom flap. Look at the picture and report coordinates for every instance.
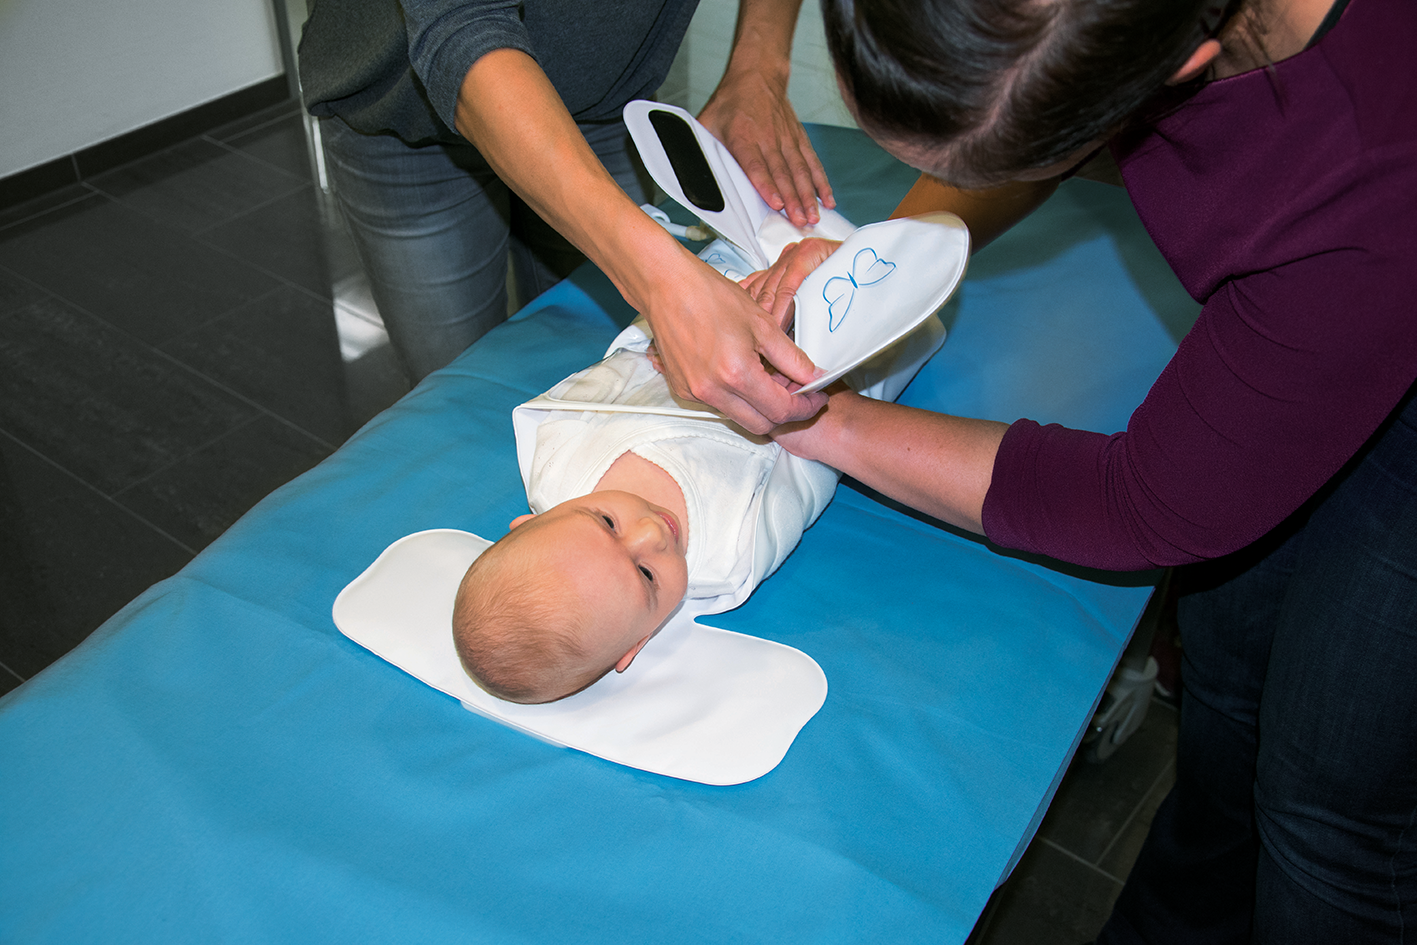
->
[794,212,970,393]
[333,529,828,785]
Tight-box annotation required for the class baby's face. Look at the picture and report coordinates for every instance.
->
[509,490,689,672]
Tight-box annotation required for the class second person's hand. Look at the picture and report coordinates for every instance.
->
[739,236,842,329]
[696,0,834,229]
[641,246,828,435]
[699,73,833,230]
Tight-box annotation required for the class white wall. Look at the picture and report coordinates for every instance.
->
[0,0,283,178]
[667,0,854,128]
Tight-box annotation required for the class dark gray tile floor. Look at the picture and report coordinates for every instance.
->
[0,99,1177,943]
[0,101,408,696]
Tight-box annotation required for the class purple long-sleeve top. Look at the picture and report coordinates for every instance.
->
[981,0,1417,571]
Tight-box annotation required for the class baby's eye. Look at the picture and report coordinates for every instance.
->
[638,565,654,582]
[602,514,615,530]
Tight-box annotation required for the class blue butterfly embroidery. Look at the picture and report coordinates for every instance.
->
[823,248,897,331]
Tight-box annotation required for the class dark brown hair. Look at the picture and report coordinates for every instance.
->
[822,0,1213,187]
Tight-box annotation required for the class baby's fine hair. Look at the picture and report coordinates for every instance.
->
[452,540,595,704]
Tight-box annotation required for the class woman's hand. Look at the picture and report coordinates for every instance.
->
[452,50,825,435]
[696,0,834,228]
[772,388,1009,535]
[699,77,833,229]
[641,247,828,434]
[768,382,851,463]
[739,237,842,330]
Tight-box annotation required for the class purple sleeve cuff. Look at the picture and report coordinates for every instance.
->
[983,420,1161,571]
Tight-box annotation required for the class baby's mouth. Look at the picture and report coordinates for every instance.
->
[658,510,681,548]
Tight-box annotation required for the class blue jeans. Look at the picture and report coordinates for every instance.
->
[320,117,653,383]
[1099,384,1417,943]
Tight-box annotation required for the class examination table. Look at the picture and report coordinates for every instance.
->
[0,124,1192,943]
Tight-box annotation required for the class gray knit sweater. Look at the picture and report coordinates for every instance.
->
[299,0,698,146]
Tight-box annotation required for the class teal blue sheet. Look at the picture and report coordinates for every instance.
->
[0,126,1190,944]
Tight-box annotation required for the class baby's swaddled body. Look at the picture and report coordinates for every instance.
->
[520,321,842,621]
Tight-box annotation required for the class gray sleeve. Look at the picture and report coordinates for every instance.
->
[399,0,538,136]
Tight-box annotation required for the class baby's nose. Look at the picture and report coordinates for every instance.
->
[628,513,668,548]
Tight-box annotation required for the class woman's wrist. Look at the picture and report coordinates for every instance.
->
[595,213,700,319]
[772,388,858,463]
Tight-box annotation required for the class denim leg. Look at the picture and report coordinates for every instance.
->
[321,117,514,384]
[1250,390,1417,943]
[1098,530,1294,945]
[321,118,654,383]
[1099,385,1417,944]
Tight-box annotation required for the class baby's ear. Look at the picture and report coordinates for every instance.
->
[614,634,654,673]
[508,513,536,530]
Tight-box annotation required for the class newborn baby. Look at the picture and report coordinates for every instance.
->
[451,309,944,705]
[453,427,702,704]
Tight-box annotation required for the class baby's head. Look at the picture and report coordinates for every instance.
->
[453,490,689,704]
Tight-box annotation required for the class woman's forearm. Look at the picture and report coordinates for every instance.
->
[775,391,1009,533]
[891,174,1059,253]
[452,49,826,433]
[452,49,685,310]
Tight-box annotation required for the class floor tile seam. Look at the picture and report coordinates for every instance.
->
[0,184,106,235]
[153,282,292,351]
[0,189,267,344]
[174,363,343,454]
[0,427,198,558]
[176,202,340,309]
[186,176,316,240]
[207,103,307,145]
[105,411,265,497]
[1091,757,1176,869]
[199,135,311,192]
[84,164,310,241]
[78,137,230,204]
[1036,834,1128,887]
[53,298,346,455]
[0,260,65,308]
[0,283,328,487]
[202,128,313,182]
[87,126,301,195]
[0,243,170,337]
[151,278,363,409]
[105,405,331,505]
[236,274,346,326]
[0,275,323,452]
[252,266,346,314]
[0,659,24,684]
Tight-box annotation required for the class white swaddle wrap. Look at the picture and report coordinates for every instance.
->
[336,311,945,785]
[336,320,845,786]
